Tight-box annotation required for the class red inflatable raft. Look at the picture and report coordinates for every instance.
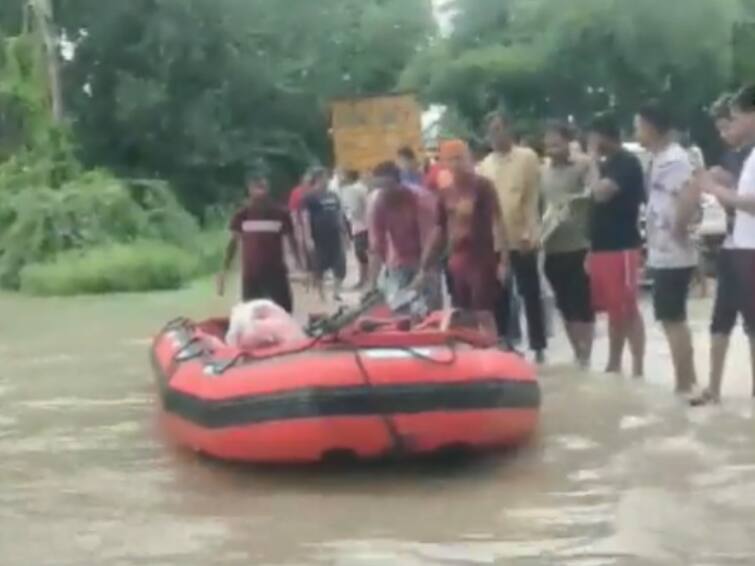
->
[151,307,540,464]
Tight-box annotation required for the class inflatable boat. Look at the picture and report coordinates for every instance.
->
[151,297,540,464]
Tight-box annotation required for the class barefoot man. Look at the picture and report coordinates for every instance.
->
[586,114,647,377]
[218,172,301,312]
[413,140,508,325]
[635,101,701,395]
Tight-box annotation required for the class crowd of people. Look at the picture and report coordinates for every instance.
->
[217,83,755,406]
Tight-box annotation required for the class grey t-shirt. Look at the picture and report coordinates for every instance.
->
[542,157,592,254]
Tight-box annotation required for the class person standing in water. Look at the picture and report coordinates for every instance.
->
[218,172,301,312]
[541,121,595,367]
[693,85,755,404]
[414,140,508,324]
[301,167,349,302]
[586,114,647,377]
[367,161,438,309]
[635,101,701,395]
[339,169,370,290]
[478,111,547,363]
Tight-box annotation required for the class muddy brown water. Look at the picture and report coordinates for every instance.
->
[1,282,753,565]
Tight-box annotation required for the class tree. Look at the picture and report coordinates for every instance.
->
[52,0,435,212]
[404,0,745,151]
[29,0,63,122]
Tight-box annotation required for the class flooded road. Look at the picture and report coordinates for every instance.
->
[1,282,754,565]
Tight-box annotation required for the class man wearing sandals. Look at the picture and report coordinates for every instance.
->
[693,85,755,405]
[635,101,702,397]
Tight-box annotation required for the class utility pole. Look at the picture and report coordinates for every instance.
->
[28,0,64,123]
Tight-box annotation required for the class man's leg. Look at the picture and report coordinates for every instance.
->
[493,279,511,340]
[241,278,264,303]
[270,275,294,314]
[545,253,577,357]
[655,269,696,392]
[701,334,731,403]
[662,322,696,393]
[571,250,596,366]
[626,308,646,378]
[332,246,347,301]
[510,251,547,356]
[353,232,369,290]
[606,312,627,374]
[689,250,739,405]
[572,322,595,367]
[737,250,755,398]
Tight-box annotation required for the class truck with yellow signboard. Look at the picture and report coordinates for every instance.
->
[330,92,423,174]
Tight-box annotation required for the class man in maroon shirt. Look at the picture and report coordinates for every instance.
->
[217,173,301,312]
[415,140,508,316]
[367,161,440,310]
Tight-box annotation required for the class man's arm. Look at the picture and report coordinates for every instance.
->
[282,213,302,271]
[487,182,509,262]
[301,209,315,254]
[367,200,387,290]
[673,161,702,236]
[591,175,620,202]
[521,153,542,247]
[217,232,239,296]
[701,178,755,214]
[418,226,445,274]
[676,182,702,235]
[587,157,620,202]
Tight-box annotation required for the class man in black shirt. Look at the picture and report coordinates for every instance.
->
[302,168,348,302]
[586,114,647,377]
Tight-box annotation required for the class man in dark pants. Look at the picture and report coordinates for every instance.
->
[217,172,301,312]
[478,112,547,363]
[301,168,349,302]
[692,86,755,404]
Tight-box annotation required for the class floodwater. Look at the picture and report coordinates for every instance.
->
[1,281,754,566]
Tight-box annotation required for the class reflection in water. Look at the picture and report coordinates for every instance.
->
[0,288,753,565]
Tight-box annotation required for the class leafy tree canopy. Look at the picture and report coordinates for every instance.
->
[53,0,435,210]
[403,0,747,151]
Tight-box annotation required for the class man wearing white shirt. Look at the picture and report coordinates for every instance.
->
[339,170,370,289]
[694,85,755,404]
[635,102,701,395]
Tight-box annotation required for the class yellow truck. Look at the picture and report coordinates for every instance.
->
[330,92,423,174]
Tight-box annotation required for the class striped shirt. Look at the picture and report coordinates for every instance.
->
[230,201,293,280]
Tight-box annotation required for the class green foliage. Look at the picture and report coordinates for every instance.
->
[55,0,435,212]
[405,0,747,148]
[0,29,51,158]
[0,169,200,287]
[194,228,229,277]
[19,241,198,296]
[0,0,25,37]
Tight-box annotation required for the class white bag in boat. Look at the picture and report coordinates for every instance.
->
[226,300,305,349]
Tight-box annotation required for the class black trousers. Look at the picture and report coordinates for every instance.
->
[509,251,547,351]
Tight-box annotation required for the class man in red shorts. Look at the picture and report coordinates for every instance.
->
[414,140,508,327]
[217,172,301,312]
[587,114,647,376]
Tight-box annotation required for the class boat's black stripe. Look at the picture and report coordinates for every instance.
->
[154,368,540,430]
